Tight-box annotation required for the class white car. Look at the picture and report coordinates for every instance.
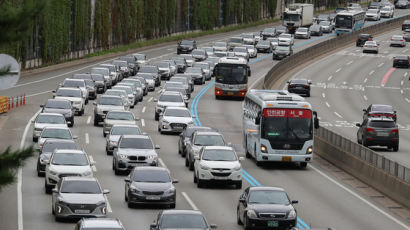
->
[294,27,311,39]
[390,35,406,47]
[32,113,67,142]
[91,67,112,88]
[104,89,131,110]
[243,45,257,58]
[201,47,215,56]
[194,146,243,189]
[233,47,250,61]
[37,126,77,149]
[240,33,256,45]
[380,6,394,18]
[267,37,279,48]
[132,53,147,66]
[158,107,195,134]
[112,85,136,107]
[363,41,379,54]
[45,149,93,194]
[54,87,85,115]
[103,110,138,137]
[61,78,89,104]
[136,73,156,91]
[154,91,187,120]
[278,33,294,46]
[365,9,381,21]
[212,42,229,52]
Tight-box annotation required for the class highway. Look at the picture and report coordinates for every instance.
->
[0,8,410,230]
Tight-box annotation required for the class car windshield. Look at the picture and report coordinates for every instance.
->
[215,64,247,84]
[91,68,109,75]
[45,100,70,109]
[132,170,170,183]
[248,190,290,205]
[134,54,145,60]
[369,121,396,128]
[139,66,158,73]
[113,61,127,67]
[159,94,183,102]
[99,97,123,106]
[297,28,308,32]
[244,45,254,50]
[368,9,378,13]
[165,82,183,88]
[56,89,81,98]
[194,63,209,69]
[100,65,116,72]
[60,181,101,194]
[185,127,212,137]
[165,109,190,117]
[381,7,390,10]
[91,74,105,82]
[174,59,186,65]
[371,105,393,112]
[186,68,202,74]
[111,126,141,135]
[202,149,237,161]
[165,88,186,95]
[233,47,247,53]
[114,85,132,93]
[42,141,77,153]
[181,40,194,45]
[214,42,227,47]
[160,214,208,229]
[85,80,94,87]
[310,25,321,31]
[194,135,225,146]
[229,38,242,43]
[319,21,330,26]
[36,115,65,124]
[192,50,205,55]
[41,129,72,139]
[276,46,290,51]
[106,112,134,120]
[52,152,88,166]
[123,80,142,87]
[155,62,169,68]
[138,74,154,80]
[290,79,308,84]
[105,90,126,97]
[119,138,153,149]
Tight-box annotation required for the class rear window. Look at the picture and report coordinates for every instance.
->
[369,121,395,128]
[159,94,183,102]
[371,105,393,112]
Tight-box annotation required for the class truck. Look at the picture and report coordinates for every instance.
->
[283,3,314,34]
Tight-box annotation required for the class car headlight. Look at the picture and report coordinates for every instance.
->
[82,170,93,176]
[147,155,157,160]
[247,210,258,218]
[164,187,176,194]
[200,164,210,170]
[233,165,241,171]
[109,141,117,146]
[49,170,57,176]
[130,185,143,194]
[119,154,128,159]
[288,209,297,219]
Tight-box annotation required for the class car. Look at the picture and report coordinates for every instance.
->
[158,107,195,134]
[174,74,194,92]
[153,61,172,80]
[369,1,382,9]
[185,67,205,85]
[115,83,141,103]
[60,76,89,100]
[287,79,311,97]
[380,6,394,18]
[278,33,294,46]
[112,135,160,174]
[164,59,178,77]
[191,49,208,62]
[177,40,197,54]
[71,74,97,99]
[154,91,187,120]
[266,37,279,49]
[255,40,273,53]
[237,186,298,230]
[294,27,311,39]
[51,177,109,220]
[99,63,121,84]
[228,37,244,50]
[212,41,229,52]
[319,21,334,33]
[193,62,212,80]
[149,210,217,230]
[93,95,126,126]
[75,218,126,230]
[206,56,220,71]
[309,24,323,36]
[91,74,107,93]
[163,82,189,100]
[169,76,192,93]
[393,55,410,68]
[124,166,178,208]
[105,89,131,109]
[194,146,243,189]
[272,45,293,60]
[180,54,196,67]
[402,20,410,30]
[363,41,379,54]
[347,3,362,11]
[396,0,409,8]
[403,29,410,41]
[163,87,190,103]
[45,149,93,194]
[261,27,276,39]
[201,46,215,57]
[390,35,406,47]
[119,56,138,75]
[32,113,68,142]
[356,117,399,151]
[363,104,397,121]
[314,14,331,23]
[54,87,85,115]
[178,126,215,157]
[112,60,131,78]
[106,124,142,155]
[243,45,257,58]
[356,34,373,47]
[137,73,156,91]
[173,57,188,73]
[335,7,345,12]
[112,85,136,107]
[240,33,256,45]
[37,139,78,177]
[185,131,227,170]
[233,47,250,62]
[213,51,228,58]
[37,126,77,150]
[132,53,147,66]
[275,25,288,35]
[380,0,395,10]
[41,99,75,126]
[138,65,161,86]
[91,67,113,88]
[103,111,138,137]
[122,78,145,98]
[252,31,262,43]
[366,8,381,20]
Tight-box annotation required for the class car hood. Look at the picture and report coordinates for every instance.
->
[35,123,67,130]
[49,165,91,174]
[158,102,186,107]
[366,12,377,15]
[274,50,290,55]
[234,52,247,56]
[248,203,293,213]
[97,105,125,111]
[59,193,105,204]
[214,47,227,51]
[117,148,157,156]
[55,96,82,103]
[158,67,170,71]
[201,160,240,169]
[296,32,307,35]
[162,116,193,124]
[132,181,172,191]
[105,120,136,126]
[256,44,269,48]
[108,135,121,142]
[179,45,193,49]
[43,108,71,115]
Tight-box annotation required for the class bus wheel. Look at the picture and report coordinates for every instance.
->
[245,139,251,158]
[300,162,308,168]
[215,95,221,100]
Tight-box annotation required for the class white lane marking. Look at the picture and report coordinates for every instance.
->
[148,97,153,102]
[335,68,341,73]
[326,102,330,107]
[85,133,89,145]
[406,98,410,103]
[401,80,404,86]
[327,75,333,81]
[142,106,146,113]
[19,109,41,230]
[158,158,168,169]
[89,155,97,172]
[141,119,145,127]
[404,72,408,77]
[363,95,368,101]
[334,112,343,118]
[402,48,408,53]
[25,90,53,98]
[322,93,326,98]
[87,116,91,124]
[364,78,368,83]
[104,194,113,213]
[309,165,410,230]
[369,70,374,75]
[346,60,353,65]
[401,90,404,94]
[377,62,384,67]
[182,192,199,211]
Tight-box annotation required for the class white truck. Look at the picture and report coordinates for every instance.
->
[283,3,314,33]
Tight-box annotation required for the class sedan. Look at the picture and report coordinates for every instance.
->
[275,25,288,35]
[243,45,257,58]
[294,27,310,39]
[287,79,311,97]
[396,0,409,8]
[178,126,215,157]
[363,41,379,54]
[154,91,187,120]
[193,62,212,80]
[93,95,126,126]
[75,218,126,230]
[185,67,205,85]
[32,113,67,142]
[213,41,229,52]
[393,55,409,68]
[180,54,196,67]
[54,87,85,115]
[150,210,217,230]
[191,49,208,62]
[310,24,323,36]
[272,45,293,60]
[403,29,410,41]
[237,187,298,230]
[124,166,178,208]
[103,111,138,137]
[390,35,406,47]
[104,89,131,109]
[366,9,381,21]
[37,126,77,150]
[319,21,333,33]
[177,40,196,54]
[278,33,294,46]
[240,33,256,45]
[158,107,195,134]
[41,99,75,125]
[52,177,109,221]
[255,40,273,53]
[233,47,250,61]
[380,6,394,18]
[173,57,188,73]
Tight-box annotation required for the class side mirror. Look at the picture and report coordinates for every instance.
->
[153,99,158,102]
[73,136,78,139]
[239,157,245,161]
[291,200,298,204]
[31,120,35,123]
[135,117,140,121]
[362,109,366,112]
[124,178,131,183]
[172,179,179,184]
[356,123,361,127]
[52,188,58,193]
[150,223,157,230]
[93,101,97,105]
[103,189,110,194]
[39,105,44,108]
[52,90,56,93]
[155,145,160,149]
[239,197,246,203]
[210,224,217,229]
[194,155,200,160]
[313,111,319,129]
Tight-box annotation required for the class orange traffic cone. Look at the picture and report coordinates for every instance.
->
[11,97,14,109]
[20,95,22,106]
[16,96,19,108]
[23,94,26,105]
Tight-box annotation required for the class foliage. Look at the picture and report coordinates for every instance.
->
[0,146,34,191]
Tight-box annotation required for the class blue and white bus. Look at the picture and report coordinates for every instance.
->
[242,90,319,168]
[335,10,366,36]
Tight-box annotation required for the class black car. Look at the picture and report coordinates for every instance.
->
[275,26,288,35]
[309,24,323,36]
[237,187,298,230]
[356,117,399,151]
[287,79,311,97]
[272,45,293,60]
[124,167,177,208]
[178,126,215,157]
[37,139,78,176]
[396,0,409,8]
[41,99,75,126]
[76,218,126,230]
[393,55,410,68]
[177,40,197,54]
[91,74,107,93]
[403,20,410,30]
[173,57,188,73]
[363,104,397,121]
[139,65,161,86]
[356,34,373,46]
[150,210,217,230]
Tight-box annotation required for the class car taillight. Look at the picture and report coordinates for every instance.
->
[368,38,371,41]
[289,84,295,88]
[366,128,375,132]
[356,38,359,42]
[392,129,399,134]
[401,40,405,42]
[304,85,309,89]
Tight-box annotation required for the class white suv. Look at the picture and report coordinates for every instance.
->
[154,91,187,121]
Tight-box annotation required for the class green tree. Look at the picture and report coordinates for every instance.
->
[0,147,34,190]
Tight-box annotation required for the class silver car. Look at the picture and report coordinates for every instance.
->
[185,67,205,85]
[37,126,77,150]
[404,29,410,42]
[174,74,194,92]
[201,47,215,57]
[180,54,196,67]
[240,33,256,45]
[255,40,273,53]
[112,135,160,175]
[54,87,85,115]
[366,9,381,21]
[121,79,144,100]
[319,21,333,33]
[52,177,109,220]
[363,41,379,54]
[106,124,142,155]
[193,62,212,80]
[112,85,136,107]
[103,111,137,137]
[32,113,67,142]
[153,61,172,80]
[158,107,195,134]
[390,35,406,47]
[99,64,120,84]
[243,45,257,58]
[294,27,311,39]
[41,99,75,126]
[132,53,147,66]
[61,78,89,104]
[154,91,187,120]
[104,89,131,109]
[136,73,156,91]
[169,76,192,93]
[191,49,208,62]
[93,95,126,126]
[266,37,279,49]
[278,33,294,46]
[213,41,229,52]
[112,60,130,78]
[91,67,112,88]
[228,37,244,51]
[233,47,250,62]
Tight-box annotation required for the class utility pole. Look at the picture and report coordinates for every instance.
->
[187,0,190,31]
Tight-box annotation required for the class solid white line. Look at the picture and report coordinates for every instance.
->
[85,133,89,145]
[322,93,325,98]
[309,165,410,230]
[104,195,113,213]
[327,75,333,81]
[378,62,384,67]
[401,80,404,86]
[87,116,91,124]
[364,78,368,83]
[335,68,341,73]
[404,72,408,77]
[148,97,153,102]
[334,112,343,118]
[369,70,374,75]
[25,90,53,98]
[141,119,145,127]
[401,90,404,94]
[363,95,368,101]
[181,192,199,210]
[142,106,146,113]
[158,158,168,169]
[326,102,330,107]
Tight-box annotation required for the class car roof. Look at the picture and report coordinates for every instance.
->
[195,131,222,136]
[81,218,123,228]
[112,124,140,128]
[121,134,150,139]
[43,126,70,130]
[100,95,122,99]
[162,209,204,215]
[107,110,133,114]
[54,149,85,154]
[62,176,97,182]
[133,166,168,172]
[58,87,81,91]
[165,106,189,111]
[161,91,183,95]
[43,139,76,144]
[249,186,286,192]
[37,113,65,117]
[203,146,234,151]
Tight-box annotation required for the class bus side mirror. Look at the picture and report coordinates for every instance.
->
[313,111,319,129]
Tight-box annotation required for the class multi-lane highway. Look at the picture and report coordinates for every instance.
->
[1,8,410,230]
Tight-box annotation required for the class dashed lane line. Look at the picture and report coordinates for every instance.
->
[378,62,384,67]
[326,102,330,107]
[142,106,146,113]
[328,75,333,81]
[85,133,89,145]
[364,78,368,83]
[335,68,341,73]
[87,116,91,124]
[322,93,326,98]
[364,95,368,101]
[369,70,375,75]
[181,192,199,211]
[334,112,343,118]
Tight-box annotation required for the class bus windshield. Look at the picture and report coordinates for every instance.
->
[336,15,352,29]
[215,64,247,84]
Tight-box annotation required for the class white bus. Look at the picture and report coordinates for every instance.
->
[242,90,319,167]
[335,10,365,36]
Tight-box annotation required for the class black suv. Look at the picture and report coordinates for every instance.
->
[402,20,410,30]
[177,40,196,54]
[356,34,373,46]
[356,118,399,151]
[287,79,311,97]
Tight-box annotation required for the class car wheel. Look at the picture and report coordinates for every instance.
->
[113,159,120,175]
[45,181,52,194]
[127,202,134,208]
[125,190,128,202]
[94,117,99,126]
[237,208,243,225]
[256,160,263,167]
[155,112,159,121]
[103,132,106,137]
[194,172,198,183]
[33,136,38,142]
[363,137,368,147]
[80,107,85,116]
[170,203,176,209]
[197,179,205,188]
[393,144,399,152]
[189,159,194,171]
[185,156,189,167]
[300,162,308,168]
[236,181,242,189]
[244,216,251,230]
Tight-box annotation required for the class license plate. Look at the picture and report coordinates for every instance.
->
[227,92,234,95]
[267,220,278,227]
[282,156,292,162]
[377,132,389,137]
[214,176,227,180]
[146,196,160,200]
[75,209,90,214]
